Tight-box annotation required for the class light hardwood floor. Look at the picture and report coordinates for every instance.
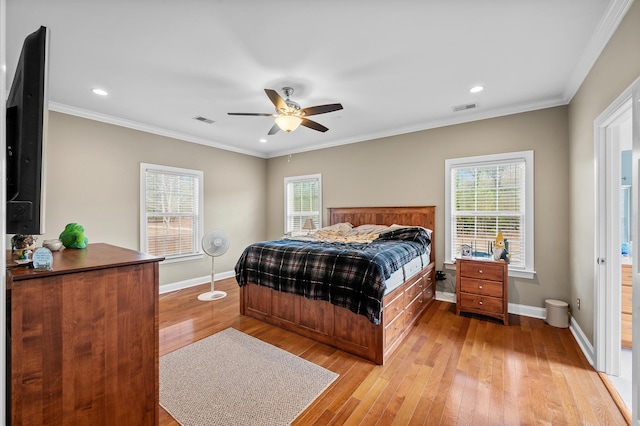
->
[159,278,626,425]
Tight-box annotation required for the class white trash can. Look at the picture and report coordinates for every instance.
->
[545,299,569,328]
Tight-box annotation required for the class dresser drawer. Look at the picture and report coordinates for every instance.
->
[459,278,503,298]
[423,283,434,301]
[459,261,504,281]
[385,312,405,346]
[404,295,422,324]
[622,264,632,286]
[405,277,423,305]
[384,293,404,327]
[622,312,632,348]
[622,285,633,315]
[460,293,503,314]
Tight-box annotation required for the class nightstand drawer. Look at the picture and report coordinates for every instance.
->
[460,293,503,314]
[460,261,504,281]
[459,278,503,298]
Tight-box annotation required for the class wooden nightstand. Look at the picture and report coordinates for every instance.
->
[456,257,509,325]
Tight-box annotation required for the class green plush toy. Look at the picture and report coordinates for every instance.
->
[59,223,88,249]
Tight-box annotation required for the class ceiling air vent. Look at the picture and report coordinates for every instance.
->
[193,116,214,124]
[452,102,479,112]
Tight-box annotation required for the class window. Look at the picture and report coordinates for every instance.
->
[140,163,203,261]
[445,151,534,278]
[284,174,322,235]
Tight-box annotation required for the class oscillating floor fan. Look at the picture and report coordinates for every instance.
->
[198,229,230,301]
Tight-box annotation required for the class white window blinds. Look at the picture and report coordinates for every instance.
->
[446,151,534,276]
[451,160,525,266]
[140,164,203,259]
[284,174,321,235]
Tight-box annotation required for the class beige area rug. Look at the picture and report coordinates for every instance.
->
[160,328,339,426]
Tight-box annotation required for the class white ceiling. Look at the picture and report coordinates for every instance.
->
[6,0,631,159]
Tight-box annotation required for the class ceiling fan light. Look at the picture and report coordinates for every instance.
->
[275,115,302,132]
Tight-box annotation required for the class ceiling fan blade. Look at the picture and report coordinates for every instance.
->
[227,112,274,116]
[301,103,343,116]
[300,118,329,133]
[264,89,287,111]
[267,123,280,135]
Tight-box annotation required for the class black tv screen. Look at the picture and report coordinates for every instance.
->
[6,26,49,235]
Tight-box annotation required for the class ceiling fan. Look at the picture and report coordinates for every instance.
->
[228,87,343,135]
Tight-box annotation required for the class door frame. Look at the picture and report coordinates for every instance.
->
[594,76,640,422]
[595,96,631,375]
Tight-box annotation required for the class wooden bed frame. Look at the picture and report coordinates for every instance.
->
[239,206,436,364]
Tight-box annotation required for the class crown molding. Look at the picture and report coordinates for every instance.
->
[266,96,567,158]
[48,102,268,159]
[562,0,635,102]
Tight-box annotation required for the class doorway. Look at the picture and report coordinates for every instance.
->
[595,77,640,421]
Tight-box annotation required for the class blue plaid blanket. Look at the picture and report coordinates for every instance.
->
[235,227,431,324]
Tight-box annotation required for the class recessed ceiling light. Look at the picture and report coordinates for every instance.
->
[92,88,108,96]
[469,86,484,93]
[259,138,267,143]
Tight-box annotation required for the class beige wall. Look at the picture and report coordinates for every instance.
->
[568,0,640,343]
[266,106,570,308]
[41,112,267,286]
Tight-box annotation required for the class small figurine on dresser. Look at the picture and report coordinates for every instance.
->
[11,234,37,260]
[492,231,511,263]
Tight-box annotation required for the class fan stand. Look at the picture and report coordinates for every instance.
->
[198,256,227,301]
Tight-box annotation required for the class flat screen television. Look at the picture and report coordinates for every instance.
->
[6,26,50,235]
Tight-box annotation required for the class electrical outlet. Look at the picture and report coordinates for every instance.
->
[577,298,581,310]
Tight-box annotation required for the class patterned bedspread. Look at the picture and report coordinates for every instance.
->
[234,227,431,324]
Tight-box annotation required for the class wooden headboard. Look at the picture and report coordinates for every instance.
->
[328,206,436,267]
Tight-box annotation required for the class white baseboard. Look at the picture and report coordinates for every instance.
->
[569,316,595,366]
[159,270,235,294]
[508,302,546,319]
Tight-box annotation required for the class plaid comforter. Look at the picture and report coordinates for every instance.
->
[235,227,431,324]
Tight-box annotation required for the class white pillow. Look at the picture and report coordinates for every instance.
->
[321,222,353,233]
[353,224,390,235]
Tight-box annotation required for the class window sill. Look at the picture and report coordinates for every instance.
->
[444,260,536,279]
[158,252,204,264]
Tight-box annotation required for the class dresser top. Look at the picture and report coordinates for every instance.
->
[6,243,163,283]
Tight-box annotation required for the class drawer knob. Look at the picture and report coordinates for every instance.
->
[478,269,483,274]
[479,301,483,305]
[478,285,483,289]
[395,306,400,311]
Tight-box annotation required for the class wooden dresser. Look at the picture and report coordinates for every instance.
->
[621,263,633,348]
[456,257,509,325]
[6,243,163,425]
